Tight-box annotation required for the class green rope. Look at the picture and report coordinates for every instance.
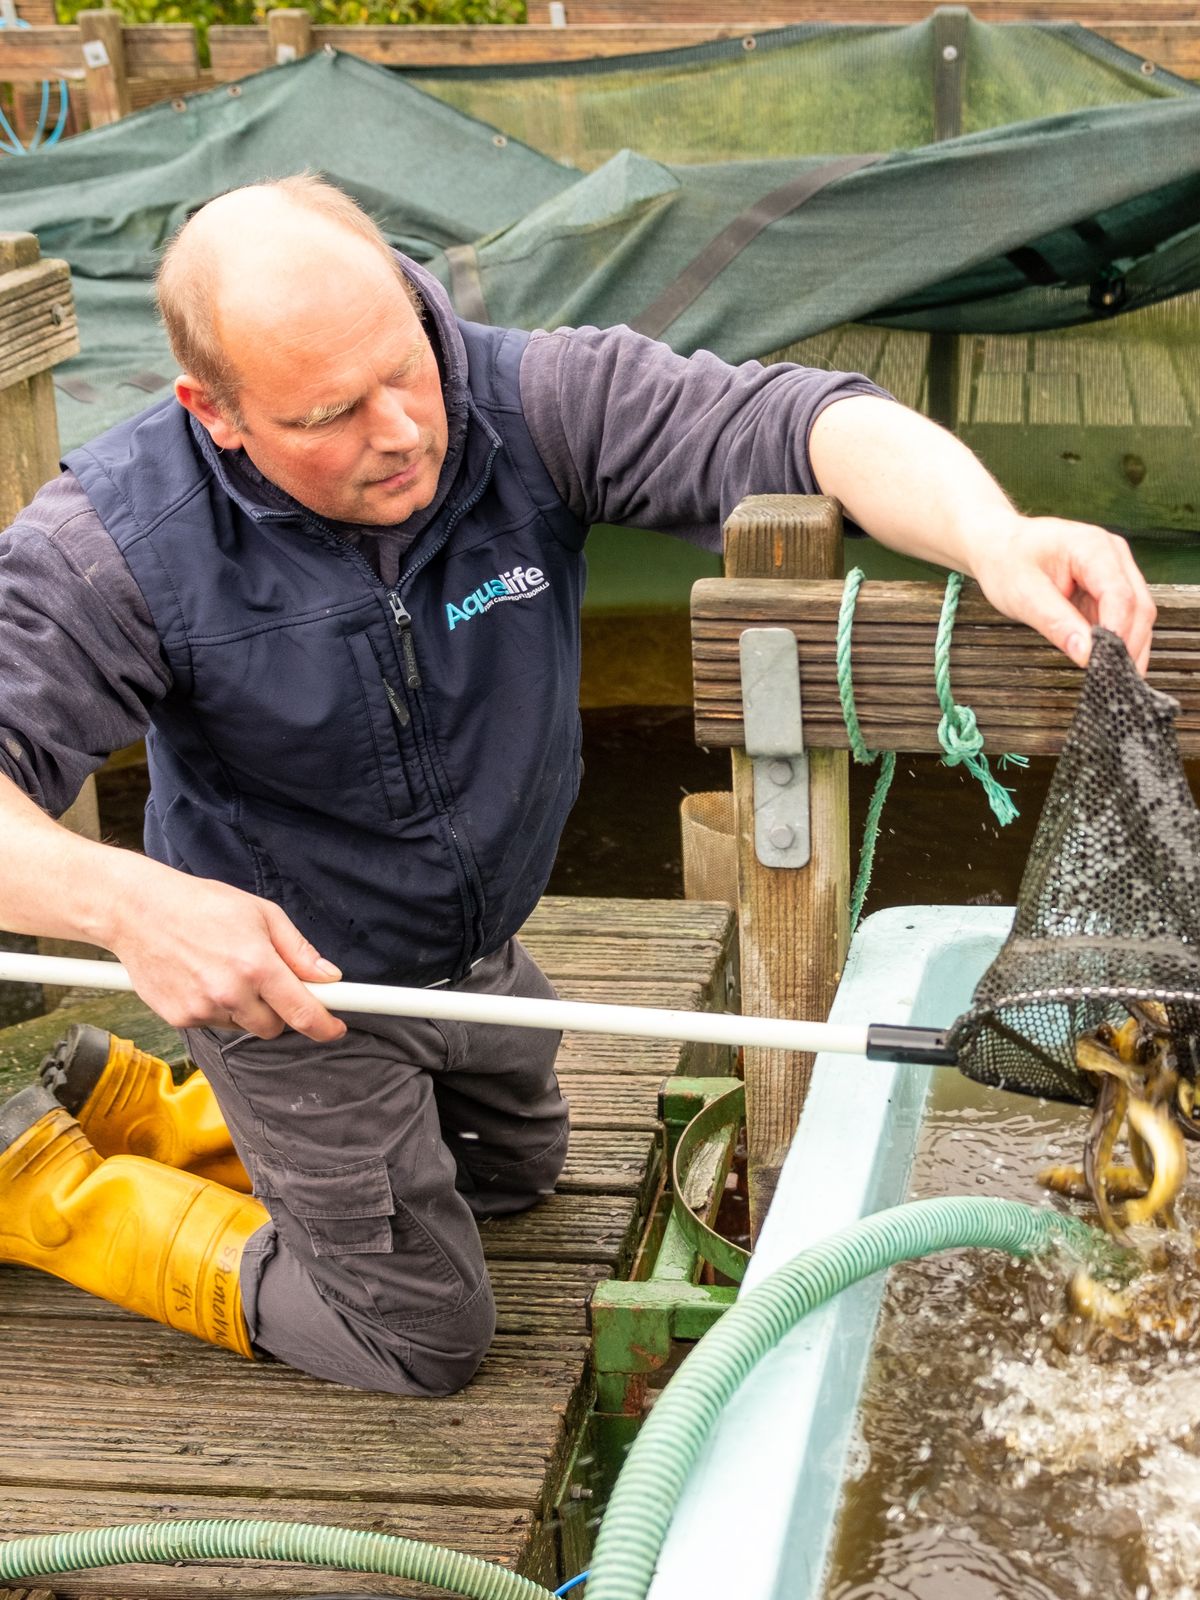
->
[837,568,896,930]
[935,572,1028,826]
[837,569,1028,929]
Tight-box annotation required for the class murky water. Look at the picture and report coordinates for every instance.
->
[825,1070,1200,1600]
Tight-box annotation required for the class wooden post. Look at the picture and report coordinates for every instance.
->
[268,8,314,64]
[0,232,101,1003]
[725,495,850,1240]
[77,8,132,127]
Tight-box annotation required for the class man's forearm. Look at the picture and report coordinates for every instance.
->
[808,394,1015,573]
[806,392,1155,673]
[0,772,134,947]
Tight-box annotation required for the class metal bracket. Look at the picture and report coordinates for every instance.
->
[739,627,810,868]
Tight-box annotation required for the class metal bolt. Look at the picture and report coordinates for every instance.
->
[1141,59,1156,74]
[942,44,958,60]
[493,134,508,148]
[768,759,792,786]
[768,824,795,851]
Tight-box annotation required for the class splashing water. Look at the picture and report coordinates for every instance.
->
[825,1070,1200,1600]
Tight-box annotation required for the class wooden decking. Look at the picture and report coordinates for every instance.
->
[0,895,735,1598]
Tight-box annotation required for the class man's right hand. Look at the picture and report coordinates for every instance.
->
[0,775,346,1043]
[100,855,348,1041]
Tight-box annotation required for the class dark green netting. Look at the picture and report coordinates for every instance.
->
[407,16,1190,168]
[3,17,1200,543]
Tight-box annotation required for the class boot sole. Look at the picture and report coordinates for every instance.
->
[0,1084,62,1153]
[39,1023,112,1116]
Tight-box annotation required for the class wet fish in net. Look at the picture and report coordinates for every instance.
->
[1038,1002,1200,1336]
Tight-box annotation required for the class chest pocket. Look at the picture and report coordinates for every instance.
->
[184,624,414,821]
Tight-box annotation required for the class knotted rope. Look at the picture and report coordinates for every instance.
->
[838,568,1027,930]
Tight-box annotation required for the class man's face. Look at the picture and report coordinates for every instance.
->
[182,260,449,528]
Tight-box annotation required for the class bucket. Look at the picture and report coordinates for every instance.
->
[679,790,737,908]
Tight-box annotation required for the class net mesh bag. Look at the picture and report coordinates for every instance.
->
[948,626,1200,1104]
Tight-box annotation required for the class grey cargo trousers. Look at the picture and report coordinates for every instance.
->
[183,937,568,1395]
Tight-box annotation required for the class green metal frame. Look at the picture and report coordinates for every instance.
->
[588,1076,745,1502]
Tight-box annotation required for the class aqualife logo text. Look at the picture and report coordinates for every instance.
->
[446,565,549,631]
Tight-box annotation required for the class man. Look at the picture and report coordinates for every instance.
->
[0,175,1155,1395]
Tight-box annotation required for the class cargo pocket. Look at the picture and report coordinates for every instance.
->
[252,1152,394,1257]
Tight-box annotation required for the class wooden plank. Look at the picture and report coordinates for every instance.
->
[554,1072,663,1129]
[971,370,1024,425]
[0,1257,610,1334]
[692,575,1200,754]
[1125,342,1191,426]
[558,1126,660,1198]
[1079,344,1135,426]
[0,27,86,80]
[479,1193,642,1266]
[537,2,1200,26]
[0,1322,587,1500]
[0,257,80,391]
[1028,370,1080,425]
[122,24,199,75]
[522,894,732,940]
[209,21,753,79]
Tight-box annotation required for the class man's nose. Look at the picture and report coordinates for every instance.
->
[367,389,422,454]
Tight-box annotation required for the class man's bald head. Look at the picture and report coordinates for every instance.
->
[156,175,417,424]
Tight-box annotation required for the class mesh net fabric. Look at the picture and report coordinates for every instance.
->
[949,627,1200,1104]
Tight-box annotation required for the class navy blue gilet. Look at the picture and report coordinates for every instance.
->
[66,323,587,986]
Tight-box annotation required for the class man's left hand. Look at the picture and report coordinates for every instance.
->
[966,512,1155,675]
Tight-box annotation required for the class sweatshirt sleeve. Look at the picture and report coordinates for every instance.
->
[0,472,170,817]
[519,324,893,550]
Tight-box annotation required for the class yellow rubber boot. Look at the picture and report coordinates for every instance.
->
[40,1024,250,1193]
[0,1086,267,1356]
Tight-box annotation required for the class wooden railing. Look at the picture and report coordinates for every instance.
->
[2,5,1200,139]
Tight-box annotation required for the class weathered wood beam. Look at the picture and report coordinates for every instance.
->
[537,0,1200,25]
[77,9,132,125]
[0,257,79,391]
[692,574,1200,754]
[208,20,750,78]
[267,5,313,64]
[725,496,849,1241]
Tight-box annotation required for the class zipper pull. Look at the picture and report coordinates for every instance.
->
[382,677,410,729]
[388,592,423,690]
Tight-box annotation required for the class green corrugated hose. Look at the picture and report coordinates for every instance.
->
[0,1197,1112,1600]
[584,1196,1111,1600]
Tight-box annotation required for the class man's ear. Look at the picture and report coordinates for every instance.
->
[175,374,244,451]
